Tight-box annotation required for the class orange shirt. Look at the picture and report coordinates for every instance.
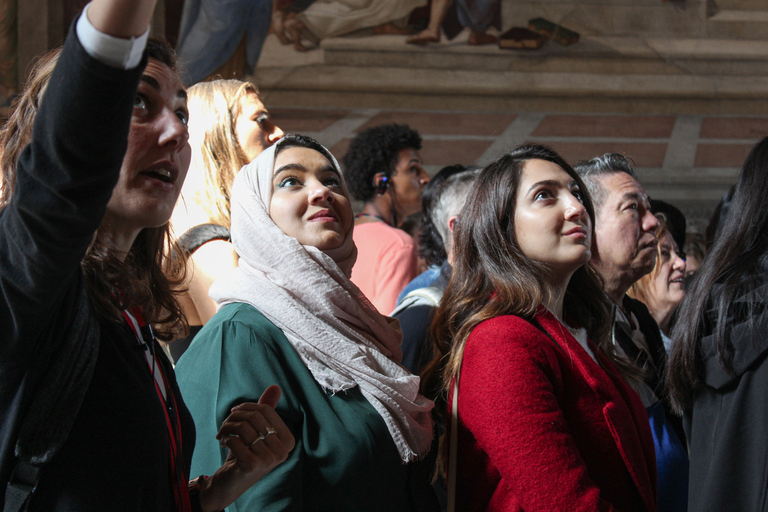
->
[350,222,419,314]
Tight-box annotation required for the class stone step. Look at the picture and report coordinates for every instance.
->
[714,0,765,11]
[501,0,709,39]
[321,34,768,76]
[707,8,768,40]
[500,0,767,40]
[256,60,768,115]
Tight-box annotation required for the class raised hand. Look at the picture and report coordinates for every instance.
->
[199,385,296,512]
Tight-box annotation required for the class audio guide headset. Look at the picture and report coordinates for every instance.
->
[375,175,389,195]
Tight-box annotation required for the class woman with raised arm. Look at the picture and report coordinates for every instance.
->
[0,1,293,510]
[668,136,768,512]
[422,145,657,511]
[176,134,437,511]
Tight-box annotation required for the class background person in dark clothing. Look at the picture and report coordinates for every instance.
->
[669,136,768,512]
[392,165,478,374]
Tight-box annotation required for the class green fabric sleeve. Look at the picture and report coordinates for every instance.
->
[177,305,305,511]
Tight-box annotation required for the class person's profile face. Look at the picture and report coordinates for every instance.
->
[105,58,191,234]
[234,91,284,163]
[388,148,430,219]
[591,172,659,286]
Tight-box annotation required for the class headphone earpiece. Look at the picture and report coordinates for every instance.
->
[375,176,389,195]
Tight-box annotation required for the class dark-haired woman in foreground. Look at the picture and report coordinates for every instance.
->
[668,136,768,512]
[0,1,292,509]
[424,145,657,511]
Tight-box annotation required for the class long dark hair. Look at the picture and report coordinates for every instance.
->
[422,145,640,412]
[1,39,188,341]
[668,136,768,412]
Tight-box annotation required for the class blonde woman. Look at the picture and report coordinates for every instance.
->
[170,79,283,361]
[628,215,686,342]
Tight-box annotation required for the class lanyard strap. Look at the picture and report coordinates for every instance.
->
[122,307,191,512]
[123,308,167,399]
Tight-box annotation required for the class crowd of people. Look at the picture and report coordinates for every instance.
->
[1,1,767,511]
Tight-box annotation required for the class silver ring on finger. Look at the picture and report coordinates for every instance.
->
[250,433,266,447]
[265,426,277,437]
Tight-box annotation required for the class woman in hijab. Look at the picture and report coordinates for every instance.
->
[176,134,437,511]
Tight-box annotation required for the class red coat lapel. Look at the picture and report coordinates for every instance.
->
[536,311,658,512]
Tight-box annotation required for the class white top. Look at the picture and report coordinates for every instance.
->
[546,308,596,361]
[76,3,149,69]
[565,323,596,362]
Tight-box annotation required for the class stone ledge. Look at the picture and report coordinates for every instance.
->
[257,65,768,99]
[320,35,768,75]
[260,89,768,116]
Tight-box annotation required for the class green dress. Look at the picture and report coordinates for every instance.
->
[175,303,437,511]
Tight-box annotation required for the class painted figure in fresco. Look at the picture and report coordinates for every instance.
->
[272,0,426,52]
[407,0,500,45]
[176,0,272,85]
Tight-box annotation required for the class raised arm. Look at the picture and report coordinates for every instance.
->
[0,0,165,501]
[0,0,156,354]
[0,1,158,351]
[86,0,157,38]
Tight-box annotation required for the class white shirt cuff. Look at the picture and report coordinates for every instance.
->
[76,3,149,69]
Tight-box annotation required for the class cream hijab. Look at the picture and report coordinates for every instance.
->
[209,138,434,461]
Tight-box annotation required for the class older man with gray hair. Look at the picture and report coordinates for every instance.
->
[576,153,688,512]
[392,165,480,374]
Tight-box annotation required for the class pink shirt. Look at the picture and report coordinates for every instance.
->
[351,222,419,314]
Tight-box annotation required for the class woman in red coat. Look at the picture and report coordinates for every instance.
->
[424,145,658,512]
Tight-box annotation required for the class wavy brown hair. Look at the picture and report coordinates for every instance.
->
[422,145,643,419]
[0,39,188,341]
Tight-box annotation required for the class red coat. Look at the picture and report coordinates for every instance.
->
[451,310,657,511]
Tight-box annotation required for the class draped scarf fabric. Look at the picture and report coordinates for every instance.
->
[209,141,434,461]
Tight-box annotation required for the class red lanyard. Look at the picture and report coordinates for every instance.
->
[122,307,191,512]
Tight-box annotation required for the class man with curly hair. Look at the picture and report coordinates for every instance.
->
[342,123,430,313]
